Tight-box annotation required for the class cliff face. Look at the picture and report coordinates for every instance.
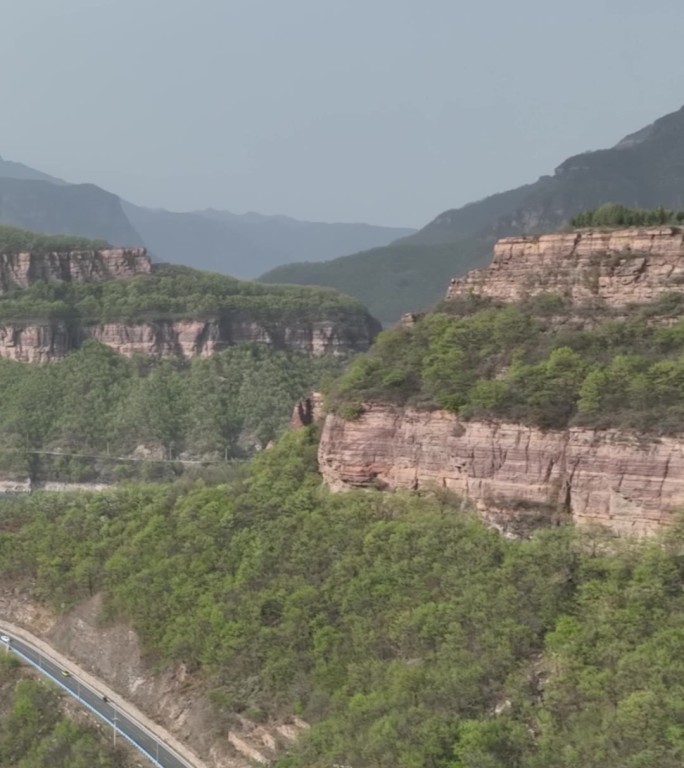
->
[0,316,372,362]
[0,248,379,360]
[318,406,680,536]
[0,248,150,290]
[446,227,684,306]
[317,228,684,534]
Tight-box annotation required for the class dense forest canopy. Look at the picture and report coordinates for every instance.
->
[0,223,109,253]
[1,430,684,767]
[328,292,684,432]
[0,262,374,325]
[0,341,342,481]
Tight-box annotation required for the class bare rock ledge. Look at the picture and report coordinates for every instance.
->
[446,227,684,307]
[318,406,683,535]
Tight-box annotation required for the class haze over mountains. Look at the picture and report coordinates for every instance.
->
[6,103,684,323]
[122,202,414,278]
[262,104,684,322]
[0,156,414,279]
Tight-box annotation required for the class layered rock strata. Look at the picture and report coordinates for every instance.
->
[317,227,684,535]
[0,317,372,362]
[0,248,379,359]
[318,405,682,535]
[446,227,684,306]
[0,248,150,290]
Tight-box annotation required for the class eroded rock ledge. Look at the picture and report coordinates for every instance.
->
[0,248,150,289]
[318,405,682,535]
[446,227,684,307]
[318,227,684,535]
[0,317,371,362]
[0,248,378,360]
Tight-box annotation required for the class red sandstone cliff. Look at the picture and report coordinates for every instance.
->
[0,317,371,362]
[0,248,150,289]
[317,227,684,535]
[0,248,377,359]
[446,227,684,307]
[318,405,681,536]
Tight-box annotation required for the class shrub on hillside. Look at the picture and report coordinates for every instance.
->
[570,203,684,229]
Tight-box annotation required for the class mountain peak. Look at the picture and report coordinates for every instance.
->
[0,156,67,185]
[614,103,684,150]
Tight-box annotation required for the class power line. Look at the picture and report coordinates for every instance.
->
[0,446,232,465]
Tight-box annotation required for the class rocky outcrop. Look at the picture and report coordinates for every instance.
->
[0,316,375,362]
[0,248,380,360]
[87,318,369,358]
[0,248,150,291]
[290,392,326,429]
[0,248,380,363]
[399,312,425,328]
[316,228,684,535]
[318,405,682,535]
[446,227,684,307]
[0,323,73,363]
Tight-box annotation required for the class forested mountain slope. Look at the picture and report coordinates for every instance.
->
[0,154,414,278]
[261,104,684,322]
[320,210,684,535]
[259,238,488,325]
[3,430,684,767]
[0,226,378,482]
[4,216,684,768]
[0,178,143,247]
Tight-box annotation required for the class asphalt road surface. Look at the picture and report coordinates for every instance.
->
[0,629,194,768]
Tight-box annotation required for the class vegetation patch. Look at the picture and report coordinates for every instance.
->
[0,223,109,254]
[1,431,684,766]
[570,202,684,228]
[327,296,684,433]
[0,262,375,326]
[0,341,343,480]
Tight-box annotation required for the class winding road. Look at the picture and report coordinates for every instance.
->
[0,627,200,768]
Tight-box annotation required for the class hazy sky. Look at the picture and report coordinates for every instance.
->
[2,0,683,227]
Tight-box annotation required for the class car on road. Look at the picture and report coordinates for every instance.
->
[61,670,71,677]
[0,635,9,644]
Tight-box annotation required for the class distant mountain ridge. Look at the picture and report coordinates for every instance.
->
[123,202,414,278]
[0,156,67,185]
[410,105,684,244]
[0,177,143,247]
[261,103,684,322]
[0,155,414,279]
